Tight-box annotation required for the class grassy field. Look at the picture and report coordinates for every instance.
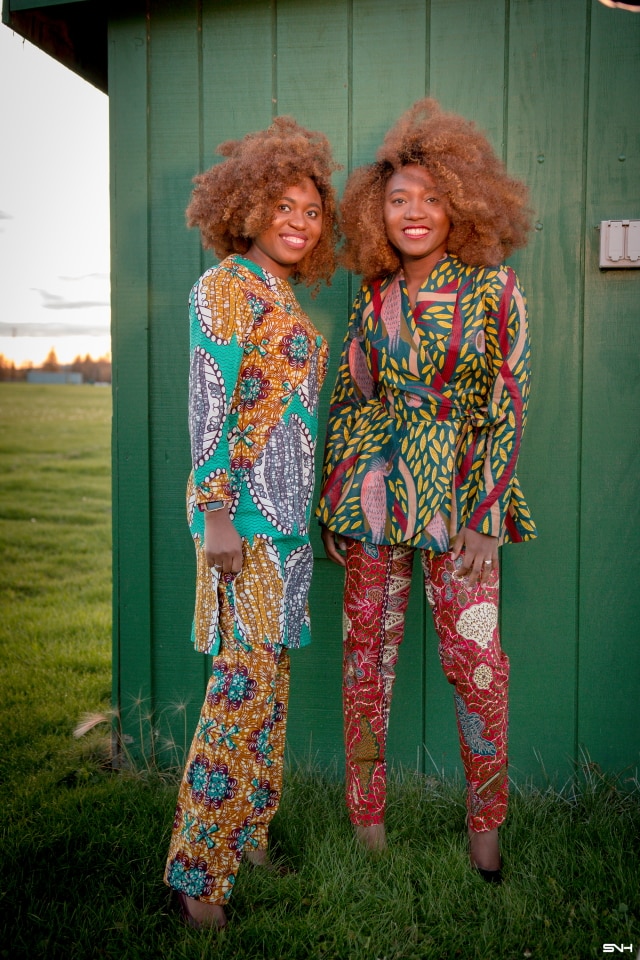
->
[0,383,639,960]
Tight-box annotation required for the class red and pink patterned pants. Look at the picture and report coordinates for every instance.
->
[343,539,509,833]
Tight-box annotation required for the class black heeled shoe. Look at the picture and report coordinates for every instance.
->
[468,825,502,883]
[473,860,503,884]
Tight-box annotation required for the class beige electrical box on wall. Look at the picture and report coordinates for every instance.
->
[599,219,640,268]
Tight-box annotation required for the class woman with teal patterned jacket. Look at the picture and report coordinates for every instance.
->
[316,99,536,881]
[165,117,339,929]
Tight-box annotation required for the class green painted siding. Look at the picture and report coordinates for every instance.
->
[580,4,640,769]
[107,0,640,780]
[109,7,154,755]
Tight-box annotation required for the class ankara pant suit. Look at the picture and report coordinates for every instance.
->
[165,256,328,904]
[316,255,536,831]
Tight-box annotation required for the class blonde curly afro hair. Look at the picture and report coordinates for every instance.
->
[340,99,532,281]
[186,116,340,289]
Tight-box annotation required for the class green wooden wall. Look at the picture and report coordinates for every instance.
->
[108,0,640,782]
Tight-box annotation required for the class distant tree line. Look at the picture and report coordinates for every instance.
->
[69,352,112,383]
[0,349,112,383]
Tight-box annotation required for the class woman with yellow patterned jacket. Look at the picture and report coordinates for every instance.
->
[316,99,536,882]
[164,117,339,929]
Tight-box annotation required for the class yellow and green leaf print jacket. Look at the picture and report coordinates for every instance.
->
[316,256,536,550]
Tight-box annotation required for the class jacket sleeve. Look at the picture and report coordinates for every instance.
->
[465,266,532,538]
[188,267,254,506]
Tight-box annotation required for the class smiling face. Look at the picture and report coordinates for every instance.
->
[246,177,323,279]
[383,165,451,275]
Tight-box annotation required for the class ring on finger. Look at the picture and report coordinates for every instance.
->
[483,559,492,565]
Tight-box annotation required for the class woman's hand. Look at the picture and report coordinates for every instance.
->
[321,525,348,567]
[450,527,498,586]
[204,508,243,576]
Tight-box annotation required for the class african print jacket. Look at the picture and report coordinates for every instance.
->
[316,255,536,550]
[188,255,329,654]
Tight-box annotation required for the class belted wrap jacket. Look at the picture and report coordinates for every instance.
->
[316,255,536,551]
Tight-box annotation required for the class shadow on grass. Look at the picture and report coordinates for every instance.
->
[1,747,638,960]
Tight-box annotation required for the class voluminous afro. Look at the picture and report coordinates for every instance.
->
[340,99,532,281]
[187,116,340,289]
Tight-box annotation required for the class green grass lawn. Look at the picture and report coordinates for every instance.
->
[0,383,638,960]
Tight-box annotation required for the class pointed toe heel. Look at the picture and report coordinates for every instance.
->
[474,863,503,884]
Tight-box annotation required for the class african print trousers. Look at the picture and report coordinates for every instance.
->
[164,638,289,904]
[343,539,509,834]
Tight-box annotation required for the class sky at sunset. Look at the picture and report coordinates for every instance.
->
[0,26,109,367]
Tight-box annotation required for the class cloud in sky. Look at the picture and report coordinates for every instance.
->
[0,321,110,337]
[59,273,109,281]
[31,287,110,310]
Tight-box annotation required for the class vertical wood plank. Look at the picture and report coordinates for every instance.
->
[578,0,640,768]
[422,0,510,778]
[276,0,349,151]
[274,0,351,766]
[201,0,274,158]
[430,0,506,149]
[274,0,351,339]
[351,0,428,167]
[108,3,153,755]
[200,0,275,272]
[146,0,207,761]
[349,0,429,772]
[503,0,589,779]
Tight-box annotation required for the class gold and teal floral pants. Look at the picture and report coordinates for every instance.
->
[164,638,289,904]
